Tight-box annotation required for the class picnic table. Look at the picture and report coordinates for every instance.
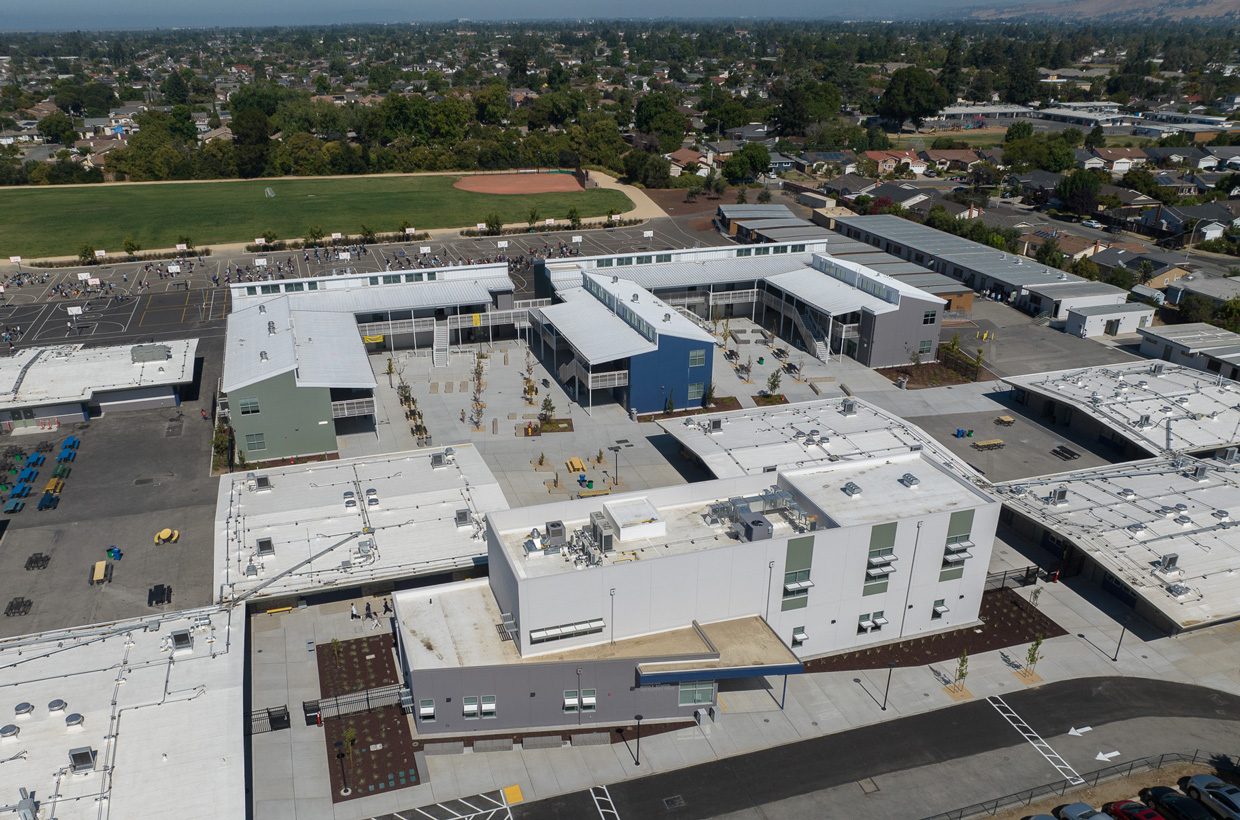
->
[43,478,63,495]
[62,436,79,449]
[154,528,179,544]
[36,493,58,511]
[52,464,71,479]
[17,467,37,483]
[90,561,113,585]
[9,483,30,499]
[566,456,587,473]
[26,453,45,467]
[148,584,173,607]
[996,415,1016,427]
[57,450,75,463]
[3,499,24,514]
[973,439,1005,451]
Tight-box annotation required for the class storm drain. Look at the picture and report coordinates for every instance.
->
[133,478,154,486]
[858,777,880,794]
[664,795,686,809]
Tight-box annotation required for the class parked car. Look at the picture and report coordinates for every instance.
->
[1106,225,1124,234]
[1107,800,1166,820]
[1082,219,1104,229]
[1063,804,1111,820]
[1186,775,1240,820]
[1141,787,1214,820]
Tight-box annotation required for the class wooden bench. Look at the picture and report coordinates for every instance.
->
[973,439,1005,451]
[577,487,612,498]
[996,415,1016,426]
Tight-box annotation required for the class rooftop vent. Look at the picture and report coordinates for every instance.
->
[65,713,84,729]
[13,703,32,718]
[256,537,275,557]
[631,293,639,303]
[1161,553,1180,572]
[611,276,618,283]
[1151,362,1164,376]
[1192,464,1211,482]
[170,629,193,652]
[1175,515,1192,526]
[0,725,18,739]
[259,351,268,362]
[1127,523,1146,534]
[841,398,857,416]
[47,699,66,713]
[899,473,920,488]
[430,452,447,469]
[68,746,95,773]
[343,491,357,509]
[663,312,671,322]
[709,417,723,434]
[258,304,266,313]
[1136,414,1152,428]
[267,320,276,336]
[454,508,471,528]
[1118,488,1137,500]
[842,481,862,497]
[1050,487,1069,506]
[356,539,373,556]
[1214,509,1231,520]
[1158,506,1176,517]
[247,473,272,492]
[1221,447,1239,463]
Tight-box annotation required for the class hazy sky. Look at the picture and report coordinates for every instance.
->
[4,0,1037,32]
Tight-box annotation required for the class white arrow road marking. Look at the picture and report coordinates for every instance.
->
[1068,726,1093,736]
[1096,751,1121,762]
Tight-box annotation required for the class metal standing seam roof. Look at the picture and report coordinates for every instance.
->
[764,268,899,316]
[1137,323,1240,351]
[546,254,815,291]
[1024,281,1129,300]
[538,289,657,365]
[1068,302,1155,317]
[223,299,376,393]
[753,227,838,241]
[230,275,514,315]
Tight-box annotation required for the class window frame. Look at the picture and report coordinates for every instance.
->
[418,698,436,722]
[923,310,937,325]
[238,397,261,416]
[244,433,266,452]
[581,689,597,712]
[481,695,496,719]
[688,349,707,368]
[687,382,704,401]
[563,689,579,713]
[462,695,479,719]
[918,340,933,355]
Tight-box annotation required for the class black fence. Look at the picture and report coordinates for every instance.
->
[984,566,1039,592]
[307,684,405,722]
[249,705,290,736]
[920,749,1239,820]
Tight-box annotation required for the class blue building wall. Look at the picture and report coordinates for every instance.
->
[625,333,714,414]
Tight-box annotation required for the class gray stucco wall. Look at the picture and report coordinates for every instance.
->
[405,655,710,735]
[228,370,335,462]
[859,296,943,368]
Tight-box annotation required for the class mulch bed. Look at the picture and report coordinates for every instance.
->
[882,362,1000,389]
[539,418,574,433]
[644,187,740,217]
[752,394,790,407]
[803,588,1066,674]
[637,395,742,422]
[413,719,694,749]
[324,706,420,803]
[316,635,400,699]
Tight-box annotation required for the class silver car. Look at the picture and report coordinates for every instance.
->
[1061,803,1109,820]
[1186,775,1240,820]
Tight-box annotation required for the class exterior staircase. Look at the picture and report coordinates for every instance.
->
[432,321,448,367]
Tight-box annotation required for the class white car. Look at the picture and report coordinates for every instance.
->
[1082,220,1104,229]
[1187,774,1240,820]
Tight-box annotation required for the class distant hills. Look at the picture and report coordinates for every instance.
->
[973,0,1240,21]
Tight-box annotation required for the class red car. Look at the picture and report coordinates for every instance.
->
[1108,801,1167,820]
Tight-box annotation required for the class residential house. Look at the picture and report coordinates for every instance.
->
[1090,247,1192,289]
[666,147,709,177]
[865,182,932,209]
[1018,231,1107,262]
[917,149,982,173]
[863,150,927,176]
[1142,147,1218,170]
[796,151,857,175]
[905,197,985,221]
[767,152,797,174]
[724,123,774,143]
[1008,169,1066,198]
[1138,202,1240,236]
[1150,171,1202,199]
[1091,147,1148,174]
[822,174,878,200]
[1166,274,1240,307]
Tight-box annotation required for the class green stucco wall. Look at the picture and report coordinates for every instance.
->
[228,370,336,462]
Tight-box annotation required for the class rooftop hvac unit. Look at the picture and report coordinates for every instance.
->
[1050,487,1069,506]
[430,452,446,469]
[841,398,857,416]
[454,508,471,528]
[900,473,920,488]
[1221,447,1239,463]
[741,514,773,542]
[843,482,862,497]
[1137,414,1152,428]
[244,561,259,577]
[1161,553,1179,572]
[68,747,96,774]
[15,788,35,820]
[1193,464,1211,481]
[357,540,373,556]
[1152,363,1165,376]
[590,512,615,552]
[709,417,723,434]
[256,537,275,557]
[170,630,193,652]
[544,520,566,547]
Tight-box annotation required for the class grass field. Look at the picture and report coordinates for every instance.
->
[0,174,634,258]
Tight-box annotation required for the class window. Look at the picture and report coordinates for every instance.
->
[260,284,279,294]
[918,340,932,355]
[368,277,379,285]
[581,689,597,712]
[284,282,304,292]
[783,569,812,599]
[383,274,401,284]
[481,695,496,719]
[688,382,704,401]
[244,433,266,452]
[940,566,964,582]
[772,244,788,254]
[689,349,707,368]
[864,523,896,596]
[942,509,973,579]
[754,246,770,255]
[736,248,753,257]
[616,257,633,266]
[790,244,806,253]
[597,257,614,267]
[792,627,807,648]
[923,310,937,325]
[307,281,318,290]
[678,681,713,706]
[636,255,652,265]
[932,599,949,620]
[858,610,887,634]
[245,286,257,295]
[426,272,436,281]
[463,696,479,719]
[404,273,420,282]
[238,397,260,416]
[563,690,579,713]
[418,699,436,722]
[656,254,672,263]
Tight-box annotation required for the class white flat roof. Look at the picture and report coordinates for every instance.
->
[1006,362,1240,455]
[0,340,198,410]
[657,398,978,480]
[538,289,656,364]
[230,275,513,316]
[0,607,245,820]
[996,457,1240,630]
[213,445,508,603]
[492,451,994,581]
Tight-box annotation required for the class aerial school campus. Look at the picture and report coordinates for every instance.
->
[3,16,1240,820]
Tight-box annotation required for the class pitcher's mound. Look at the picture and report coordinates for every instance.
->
[454,173,583,194]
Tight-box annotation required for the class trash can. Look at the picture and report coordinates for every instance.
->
[588,480,594,489]
[758,357,764,365]
[302,700,321,727]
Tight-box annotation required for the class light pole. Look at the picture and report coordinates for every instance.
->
[610,445,621,487]
[1112,615,1131,663]
[881,662,896,711]
[610,588,616,645]
[634,714,644,766]
[333,741,352,795]
[1184,222,1199,262]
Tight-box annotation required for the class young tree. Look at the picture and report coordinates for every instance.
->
[757,187,773,204]
[567,206,581,229]
[736,187,748,204]
[540,395,555,421]
[954,648,969,692]
[78,244,96,264]
[1025,634,1044,674]
[766,369,782,396]
[122,236,141,256]
[1084,124,1106,150]
[527,207,540,229]
[484,212,503,236]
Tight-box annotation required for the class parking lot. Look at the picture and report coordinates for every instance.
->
[0,336,221,638]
